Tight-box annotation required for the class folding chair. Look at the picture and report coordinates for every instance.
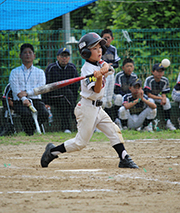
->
[1,83,17,135]
[1,83,45,135]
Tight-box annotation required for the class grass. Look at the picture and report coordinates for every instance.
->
[0,129,180,145]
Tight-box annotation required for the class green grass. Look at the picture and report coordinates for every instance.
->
[0,129,180,145]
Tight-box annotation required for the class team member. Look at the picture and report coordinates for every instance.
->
[144,63,176,130]
[41,32,138,169]
[9,43,49,136]
[100,29,121,109]
[113,58,138,125]
[42,48,80,133]
[172,74,180,129]
[119,78,157,131]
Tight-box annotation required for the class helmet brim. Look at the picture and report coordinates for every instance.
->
[88,38,106,49]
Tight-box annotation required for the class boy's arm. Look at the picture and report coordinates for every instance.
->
[147,92,162,100]
[123,99,141,109]
[93,63,109,93]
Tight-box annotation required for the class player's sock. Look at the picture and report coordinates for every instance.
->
[120,119,128,127]
[142,118,153,129]
[164,109,171,122]
[113,143,127,160]
[51,143,66,156]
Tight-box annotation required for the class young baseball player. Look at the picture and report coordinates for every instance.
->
[113,58,138,127]
[100,29,120,109]
[144,63,176,130]
[41,32,138,169]
[119,78,157,131]
[172,74,180,129]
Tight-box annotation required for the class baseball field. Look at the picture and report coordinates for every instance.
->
[0,132,180,213]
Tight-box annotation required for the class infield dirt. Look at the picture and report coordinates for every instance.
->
[0,139,180,213]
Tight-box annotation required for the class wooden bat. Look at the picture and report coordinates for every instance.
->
[34,74,94,95]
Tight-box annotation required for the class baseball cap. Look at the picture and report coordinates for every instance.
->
[130,78,142,87]
[153,63,165,71]
[57,48,70,56]
[174,82,180,91]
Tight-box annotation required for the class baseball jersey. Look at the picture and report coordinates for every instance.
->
[102,45,120,68]
[114,71,138,96]
[123,93,149,115]
[80,60,106,101]
[144,75,170,95]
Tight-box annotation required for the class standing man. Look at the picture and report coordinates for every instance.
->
[42,48,80,133]
[9,43,49,136]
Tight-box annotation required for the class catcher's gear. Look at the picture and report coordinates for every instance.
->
[78,32,107,59]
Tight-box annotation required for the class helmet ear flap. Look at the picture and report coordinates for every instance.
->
[102,45,107,55]
[81,48,91,59]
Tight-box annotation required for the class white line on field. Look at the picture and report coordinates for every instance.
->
[55,169,102,172]
[0,189,113,194]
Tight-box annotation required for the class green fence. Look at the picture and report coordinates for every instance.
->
[0,28,180,133]
[1,28,180,94]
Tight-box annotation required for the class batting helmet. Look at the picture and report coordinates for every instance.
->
[78,32,107,59]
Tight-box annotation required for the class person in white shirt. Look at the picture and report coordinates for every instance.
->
[9,43,49,135]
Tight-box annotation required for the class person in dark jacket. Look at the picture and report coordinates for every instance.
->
[43,48,80,133]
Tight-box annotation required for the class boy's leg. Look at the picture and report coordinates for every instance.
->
[96,108,138,168]
[41,103,99,167]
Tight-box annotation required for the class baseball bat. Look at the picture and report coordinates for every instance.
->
[34,73,94,95]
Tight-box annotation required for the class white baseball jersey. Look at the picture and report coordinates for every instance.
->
[64,60,125,153]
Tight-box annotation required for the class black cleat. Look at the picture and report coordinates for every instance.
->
[41,143,58,167]
[119,155,139,169]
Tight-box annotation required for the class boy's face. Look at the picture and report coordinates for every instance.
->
[129,84,141,97]
[101,33,113,47]
[89,43,102,62]
[152,69,164,82]
[122,62,134,76]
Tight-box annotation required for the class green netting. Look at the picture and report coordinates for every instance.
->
[1,28,180,93]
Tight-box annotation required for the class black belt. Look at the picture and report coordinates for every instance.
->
[92,100,103,107]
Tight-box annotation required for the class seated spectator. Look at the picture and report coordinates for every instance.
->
[119,78,157,131]
[100,29,121,109]
[42,48,80,133]
[172,78,180,129]
[113,58,138,125]
[144,63,176,130]
[9,43,49,136]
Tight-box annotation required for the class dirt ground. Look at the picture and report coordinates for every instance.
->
[0,139,180,213]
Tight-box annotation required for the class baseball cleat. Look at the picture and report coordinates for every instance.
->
[41,143,58,167]
[119,155,139,169]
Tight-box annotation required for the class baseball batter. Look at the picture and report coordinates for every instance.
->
[41,32,138,169]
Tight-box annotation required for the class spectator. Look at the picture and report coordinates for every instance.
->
[119,78,157,131]
[9,43,49,136]
[113,58,138,126]
[42,48,80,133]
[100,29,120,109]
[172,74,180,129]
[144,63,176,130]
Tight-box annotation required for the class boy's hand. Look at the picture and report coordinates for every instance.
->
[94,70,102,79]
[100,62,109,75]
[161,96,166,105]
